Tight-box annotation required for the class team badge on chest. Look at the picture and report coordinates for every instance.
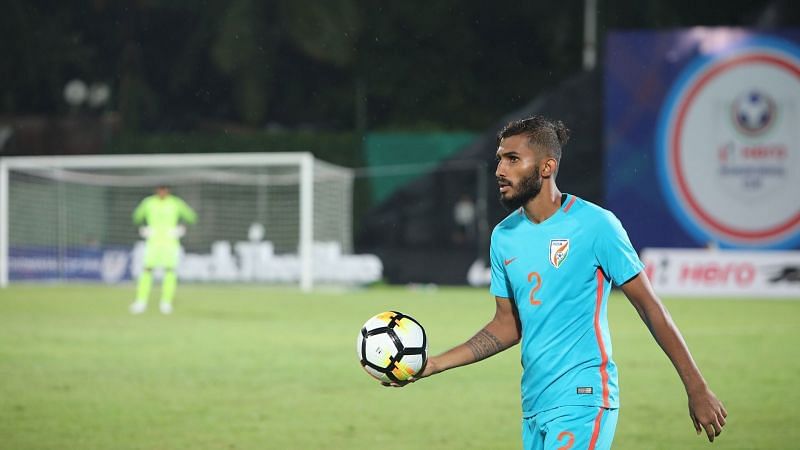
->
[549,239,570,268]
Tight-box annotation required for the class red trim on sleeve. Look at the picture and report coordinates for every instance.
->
[563,195,577,213]
[593,268,610,408]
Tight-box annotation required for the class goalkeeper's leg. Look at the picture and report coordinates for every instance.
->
[130,268,153,314]
[160,269,177,314]
[159,242,181,314]
[131,241,163,314]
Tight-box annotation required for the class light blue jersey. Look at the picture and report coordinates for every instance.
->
[490,194,644,417]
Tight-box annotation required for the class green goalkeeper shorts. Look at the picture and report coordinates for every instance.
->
[143,240,180,269]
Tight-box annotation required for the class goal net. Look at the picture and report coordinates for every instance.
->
[0,153,379,290]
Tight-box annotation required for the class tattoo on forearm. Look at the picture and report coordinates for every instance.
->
[466,329,504,361]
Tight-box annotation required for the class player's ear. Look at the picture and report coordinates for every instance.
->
[540,158,557,178]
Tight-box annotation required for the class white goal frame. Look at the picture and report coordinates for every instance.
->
[0,152,319,291]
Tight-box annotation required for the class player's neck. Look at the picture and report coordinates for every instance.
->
[522,185,562,224]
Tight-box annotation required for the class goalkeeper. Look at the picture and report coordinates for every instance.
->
[129,185,197,315]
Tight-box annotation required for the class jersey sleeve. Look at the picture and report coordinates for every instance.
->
[489,231,513,299]
[132,198,149,225]
[177,198,197,225]
[593,211,644,286]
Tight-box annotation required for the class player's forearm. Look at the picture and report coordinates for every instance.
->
[429,321,519,375]
[180,201,198,224]
[183,211,197,224]
[639,303,708,393]
[623,276,709,394]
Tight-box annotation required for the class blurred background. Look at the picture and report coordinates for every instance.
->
[3,0,799,288]
[2,2,800,450]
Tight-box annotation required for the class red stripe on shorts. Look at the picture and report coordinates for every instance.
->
[588,407,605,450]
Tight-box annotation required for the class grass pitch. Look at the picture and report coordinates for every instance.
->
[1,284,798,449]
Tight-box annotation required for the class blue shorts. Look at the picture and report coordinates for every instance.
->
[522,406,618,450]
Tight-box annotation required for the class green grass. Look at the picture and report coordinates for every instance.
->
[0,284,798,449]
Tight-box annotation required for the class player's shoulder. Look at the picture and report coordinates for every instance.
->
[567,195,618,223]
[492,208,526,236]
[566,195,628,241]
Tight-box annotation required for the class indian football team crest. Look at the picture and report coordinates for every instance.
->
[549,239,569,268]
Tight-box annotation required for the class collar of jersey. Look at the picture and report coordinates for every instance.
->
[518,193,571,227]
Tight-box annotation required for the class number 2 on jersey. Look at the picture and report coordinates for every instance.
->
[527,272,542,306]
[556,431,575,450]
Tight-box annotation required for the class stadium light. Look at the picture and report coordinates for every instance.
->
[63,79,88,107]
[88,83,111,108]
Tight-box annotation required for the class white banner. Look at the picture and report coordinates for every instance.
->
[130,240,383,285]
[641,248,800,298]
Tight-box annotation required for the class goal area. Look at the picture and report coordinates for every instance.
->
[0,153,378,290]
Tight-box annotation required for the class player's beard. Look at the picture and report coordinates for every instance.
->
[499,169,542,211]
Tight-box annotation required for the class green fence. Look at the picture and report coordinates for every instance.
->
[363,132,477,203]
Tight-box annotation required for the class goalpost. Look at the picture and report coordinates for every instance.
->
[0,152,359,291]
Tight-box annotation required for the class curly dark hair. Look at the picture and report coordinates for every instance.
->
[497,115,570,164]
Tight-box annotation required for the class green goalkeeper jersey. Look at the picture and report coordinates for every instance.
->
[132,194,197,243]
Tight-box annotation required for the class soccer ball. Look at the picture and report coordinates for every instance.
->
[732,90,775,135]
[356,311,427,383]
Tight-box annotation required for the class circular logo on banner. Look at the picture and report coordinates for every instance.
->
[657,37,800,248]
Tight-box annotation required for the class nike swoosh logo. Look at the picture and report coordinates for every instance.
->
[504,257,517,266]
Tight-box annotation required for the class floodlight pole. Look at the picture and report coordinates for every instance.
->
[583,0,598,71]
